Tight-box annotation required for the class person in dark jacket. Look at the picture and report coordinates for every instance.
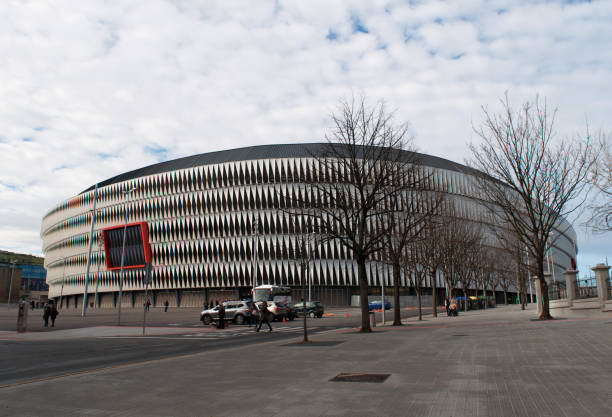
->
[49,303,59,327]
[445,297,451,316]
[43,304,51,327]
[164,300,169,312]
[256,301,272,332]
[217,303,225,329]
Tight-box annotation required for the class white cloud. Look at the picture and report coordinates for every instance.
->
[0,0,610,272]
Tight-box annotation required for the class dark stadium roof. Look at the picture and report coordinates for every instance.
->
[81,142,476,193]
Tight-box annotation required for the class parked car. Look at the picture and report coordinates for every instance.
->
[261,301,288,321]
[368,300,391,311]
[292,301,325,318]
[200,301,253,325]
[285,303,298,321]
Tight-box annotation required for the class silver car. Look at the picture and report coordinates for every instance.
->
[256,301,287,321]
[200,301,253,325]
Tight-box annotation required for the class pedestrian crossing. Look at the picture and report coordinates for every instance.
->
[181,325,315,339]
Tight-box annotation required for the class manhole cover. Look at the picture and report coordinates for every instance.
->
[330,373,390,383]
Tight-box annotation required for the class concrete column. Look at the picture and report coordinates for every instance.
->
[563,269,578,307]
[591,264,610,307]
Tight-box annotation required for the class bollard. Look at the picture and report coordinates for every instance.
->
[17,301,28,333]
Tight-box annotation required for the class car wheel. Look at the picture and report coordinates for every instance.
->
[234,314,245,325]
[202,315,212,325]
[308,311,315,318]
[317,314,323,318]
[289,315,295,321]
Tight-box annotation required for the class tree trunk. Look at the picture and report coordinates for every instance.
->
[392,260,401,326]
[463,289,468,312]
[503,290,508,305]
[417,287,422,320]
[357,256,371,332]
[431,268,437,318]
[482,286,487,309]
[536,257,553,320]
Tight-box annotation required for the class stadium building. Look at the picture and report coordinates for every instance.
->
[40,144,578,309]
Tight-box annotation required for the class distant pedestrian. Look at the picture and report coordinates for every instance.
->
[445,297,450,316]
[30,300,35,310]
[144,299,151,311]
[256,300,272,332]
[217,303,226,329]
[164,300,169,312]
[43,303,51,327]
[49,303,59,327]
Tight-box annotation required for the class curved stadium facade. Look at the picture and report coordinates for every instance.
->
[40,143,577,309]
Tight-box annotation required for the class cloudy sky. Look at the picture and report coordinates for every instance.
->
[0,0,610,274]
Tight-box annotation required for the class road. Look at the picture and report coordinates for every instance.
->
[0,305,432,387]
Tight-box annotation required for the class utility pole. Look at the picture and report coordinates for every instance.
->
[6,260,17,308]
[94,238,103,308]
[82,183,98,316]
[117,187,136,326]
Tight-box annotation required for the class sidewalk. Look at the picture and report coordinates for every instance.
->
[2,305,612,417]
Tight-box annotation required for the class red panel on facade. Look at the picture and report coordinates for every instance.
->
[102,222,152,270]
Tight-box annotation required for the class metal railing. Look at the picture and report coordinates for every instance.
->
[548,282,566,301]
[576,277,598,299]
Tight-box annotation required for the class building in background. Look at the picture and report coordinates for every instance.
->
[40,143,577,309]
[0,251,48,305]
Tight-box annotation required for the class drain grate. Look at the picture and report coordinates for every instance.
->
[452,334,469,337]
[330,373,390,383]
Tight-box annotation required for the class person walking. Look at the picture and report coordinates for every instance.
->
[43,303,51,327]
[164,300,169,312]
[256,300,272,332]
[217,303,226,329]
[49,303,59,327]
[445,297,450,317]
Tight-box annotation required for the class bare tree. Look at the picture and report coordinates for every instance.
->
[455,225,483,312]
[294,229,316,343]
[495,262,514,305]
[469,94,595,320]
[403,244,428,320]
[476,247,496,309]
[586,135,611,232]
[302,96,416,332]
[381,173,443,326]
[417,218,446,317]
[438,207,477,305]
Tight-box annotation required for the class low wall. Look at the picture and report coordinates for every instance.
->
[549,299,570,309]
[571,298,602,310]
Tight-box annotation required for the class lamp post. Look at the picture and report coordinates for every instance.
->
[6,260,17,308]
[252,216,259,295]
[93,238,103,308]
[82,183,98,317]
[117,187,137,326]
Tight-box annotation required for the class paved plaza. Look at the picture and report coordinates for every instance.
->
[1,304,611,417]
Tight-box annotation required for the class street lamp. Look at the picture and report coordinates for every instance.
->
[117,186,137,326]
[93,238,103,309]
[6,260,18,308]
[82,183,98,317]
